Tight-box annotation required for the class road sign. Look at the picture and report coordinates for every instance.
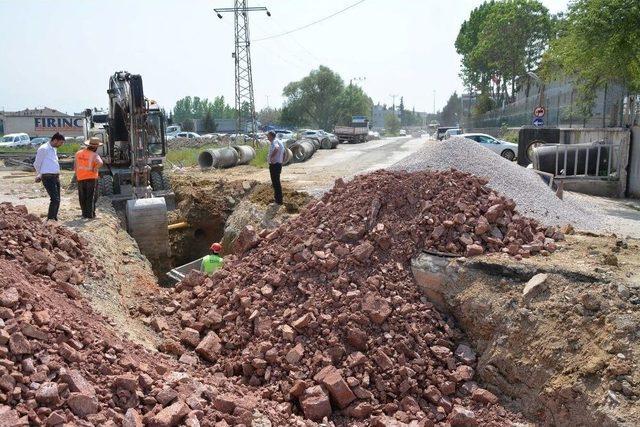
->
[533,106,545,118]
[532,117,544,127]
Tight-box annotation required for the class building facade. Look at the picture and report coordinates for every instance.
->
[2,107,84,137]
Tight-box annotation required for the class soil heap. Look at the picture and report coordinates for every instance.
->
[149,169,562,425]
[0,202,298,426]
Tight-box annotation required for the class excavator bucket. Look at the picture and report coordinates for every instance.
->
[125,197,169,258]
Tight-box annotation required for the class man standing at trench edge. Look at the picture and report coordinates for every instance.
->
[33,132,65,221]
[267,130,284,205]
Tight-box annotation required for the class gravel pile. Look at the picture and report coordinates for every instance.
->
[141,169,559,425]
[391,138,606,231]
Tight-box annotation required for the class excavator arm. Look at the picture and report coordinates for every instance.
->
[108,71,169,261]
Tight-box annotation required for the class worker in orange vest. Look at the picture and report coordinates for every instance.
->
[74,137,104,219]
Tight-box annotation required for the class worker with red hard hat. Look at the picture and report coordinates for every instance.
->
[201,242,224,274]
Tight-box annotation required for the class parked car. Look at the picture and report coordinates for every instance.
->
[0,133,31,148]
[444,128,463,139]
[300,130,338,148]
[168,131,200,140]
[436,126,458,140]
[399,129,407,136]
[30,137,51,147]
[460,133,518,161]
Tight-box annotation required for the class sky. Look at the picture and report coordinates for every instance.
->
[0,0,569,116]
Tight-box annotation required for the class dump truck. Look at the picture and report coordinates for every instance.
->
[84,71,171,259]
[334,115,370,144]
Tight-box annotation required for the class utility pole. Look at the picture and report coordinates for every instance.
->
[433,90,436,115]
[214,2,271,139]
[389,94,399,112]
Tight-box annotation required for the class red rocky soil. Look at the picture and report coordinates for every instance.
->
[143,169,562,425]
[0,202,300,426]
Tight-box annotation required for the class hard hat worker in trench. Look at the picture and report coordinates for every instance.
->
[201,242,224,274]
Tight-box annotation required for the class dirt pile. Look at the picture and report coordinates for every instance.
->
[0,202,104,290]
[249,183,312,213]
[0,204,299,426]
[147,169,562,424]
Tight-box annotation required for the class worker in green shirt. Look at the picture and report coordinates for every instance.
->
[201,242,224,274]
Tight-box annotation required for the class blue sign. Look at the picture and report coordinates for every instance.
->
[532,117,544,127]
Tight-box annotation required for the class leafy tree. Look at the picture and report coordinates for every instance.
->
[456,0,552,102]
[399,97,405,124]
[257,107,281,125]
[541,0,640,112]
[384,112,401,135]
[202,109,217,133]
[335,84,373,126]
[173,96,235,126]
[440,92,462,126]
[473,92,497,116]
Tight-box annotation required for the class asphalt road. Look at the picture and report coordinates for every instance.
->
[279,136,426,195]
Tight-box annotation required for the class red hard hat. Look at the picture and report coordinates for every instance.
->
[210,243,222,253]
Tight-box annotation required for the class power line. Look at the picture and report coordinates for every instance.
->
[252,0,368,42]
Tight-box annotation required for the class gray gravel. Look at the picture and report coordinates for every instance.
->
[390,138,606,231]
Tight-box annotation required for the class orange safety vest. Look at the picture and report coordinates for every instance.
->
[75,149,102,181]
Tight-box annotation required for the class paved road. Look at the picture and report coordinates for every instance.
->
[280,136,427,194]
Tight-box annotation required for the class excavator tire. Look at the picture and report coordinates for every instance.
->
[126,198,169,258]
[99,175,114,196]
[150,171,164,191]
[161,171,171,190]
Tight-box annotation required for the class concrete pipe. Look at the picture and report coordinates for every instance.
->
[290,140,316,163]
[232,145,256,165]
[198,147,239,169]
[283,147,293,165]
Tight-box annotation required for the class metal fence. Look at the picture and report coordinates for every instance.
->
[465,79,636,129]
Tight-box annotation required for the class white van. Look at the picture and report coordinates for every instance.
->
[0,133,31,148]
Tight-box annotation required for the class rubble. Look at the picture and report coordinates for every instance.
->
[0,203,298,426]
[149,169,546,424]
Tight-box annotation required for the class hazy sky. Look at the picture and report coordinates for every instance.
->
[0,0,569,115]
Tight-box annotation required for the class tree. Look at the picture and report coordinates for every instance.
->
[456,0,552,102]
[399,97,405,124]
[541,0,640,112]
[280,66,374,129]
[440,92,462,126]
[384,112,401,135]
[172,95,234,126]
[202,109,217,133]
[257,107,281,125]
[335,84,373,126]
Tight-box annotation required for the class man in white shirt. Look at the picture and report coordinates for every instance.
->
[33,133,65,221]
[267,130,284,205]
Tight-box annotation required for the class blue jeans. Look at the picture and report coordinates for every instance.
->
[41,174,60,220]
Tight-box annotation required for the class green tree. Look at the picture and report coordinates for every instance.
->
[440,92,462,126]
[542,0,640,112]
[335,84,373,126]
[456,0,552,102]
[257,107,281,125]
[384,112,401,135]
[399,96,405,124]
[281,66,345,130]
[202,109,217,133]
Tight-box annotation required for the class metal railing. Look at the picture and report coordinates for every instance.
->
[533,141,622,181]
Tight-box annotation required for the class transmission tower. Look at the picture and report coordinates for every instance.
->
[215,2,271,138]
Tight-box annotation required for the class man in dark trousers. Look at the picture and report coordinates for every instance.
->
[74,137,104,219]
[33,132,65,221]
[267,130,284,205]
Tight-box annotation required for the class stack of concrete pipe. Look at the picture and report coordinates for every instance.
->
[289,139,318,163]
[197,145,256,169]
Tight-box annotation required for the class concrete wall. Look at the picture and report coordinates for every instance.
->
[628,126,640,197]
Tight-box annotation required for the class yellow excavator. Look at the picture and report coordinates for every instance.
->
[85,71,170,260]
